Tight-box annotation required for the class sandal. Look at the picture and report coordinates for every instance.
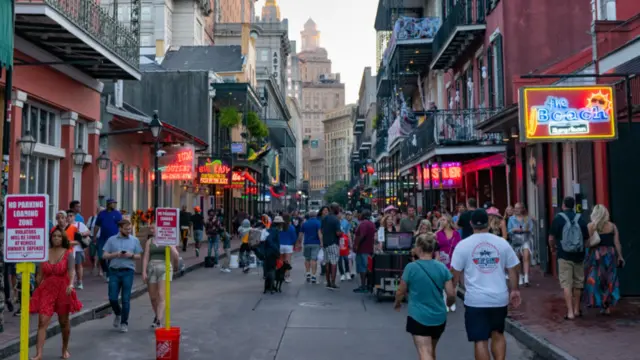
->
[564,315,575,320]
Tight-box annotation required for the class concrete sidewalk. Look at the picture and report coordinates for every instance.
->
[459,267,640,360]
[0,239,241,358]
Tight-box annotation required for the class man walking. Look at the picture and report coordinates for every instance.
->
[93,199,123,281]
[399,205,419,232]
[456,198,477,239]
[321,203,342,290]
[548,196,589,320]
[102,220,143,333]
[300,210,322,283]
[353,209,375,293]
[451,208,521,360]
[179,205,192,252]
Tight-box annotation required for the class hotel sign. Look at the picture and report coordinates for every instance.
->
[519,86,617,142]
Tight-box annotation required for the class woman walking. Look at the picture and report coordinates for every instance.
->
[30,228,83,360]
[238,219,253,273]
[279,215,297,282]
[487,207,507,239]
[584,205,624,315]
[434,215,461,312]
[395,233,456,360]
[507,203,534,286]
[414,219,432,237]
[142,224,180,328]
[376,215,398,249]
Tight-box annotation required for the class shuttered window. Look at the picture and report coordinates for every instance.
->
[493,34,505,107]
[477,55,485,108]
[487,46,494,108]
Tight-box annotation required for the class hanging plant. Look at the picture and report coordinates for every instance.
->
[372,115,379,129]
[219,107,241,128]
[246,111,269,139]
[257,121,269,138]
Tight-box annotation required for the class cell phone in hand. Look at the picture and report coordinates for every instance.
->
[121,250,127,254]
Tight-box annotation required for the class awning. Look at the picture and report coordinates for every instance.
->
[0,0,13,69]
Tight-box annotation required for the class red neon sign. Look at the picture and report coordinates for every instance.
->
[422,162,462,189]
[198,159,231,185]
[160,149,194,181]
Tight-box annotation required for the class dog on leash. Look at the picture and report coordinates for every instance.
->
[274,262,292,293]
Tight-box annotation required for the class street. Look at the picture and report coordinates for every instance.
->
[11,255,537,360]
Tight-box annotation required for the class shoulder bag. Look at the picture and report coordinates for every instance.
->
[588,228,601,247]
[415,261,443,294]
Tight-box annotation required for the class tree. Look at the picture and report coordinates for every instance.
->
[324,181,350,207]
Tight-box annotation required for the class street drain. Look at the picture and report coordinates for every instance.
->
[299,301,332,308]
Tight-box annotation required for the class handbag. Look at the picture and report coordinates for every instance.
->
[510,233,528,247]
[415,262,443,294]
[588,230,601,247]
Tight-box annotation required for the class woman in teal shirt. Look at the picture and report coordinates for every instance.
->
[395,233,456,360]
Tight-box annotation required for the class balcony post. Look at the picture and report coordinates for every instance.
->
[489,166,494,204]
[475,169,480,205]
[437,156,445,211]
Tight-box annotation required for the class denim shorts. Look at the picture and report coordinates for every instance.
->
[193,229,204,243]
[355,253,370,274]
[303,245,320,260]
[75,251,85,265]
[464,306,508,342]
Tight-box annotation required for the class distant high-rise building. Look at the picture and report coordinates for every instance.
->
[287,40,302,102]
[261,0,281,22]
[298,19,345,196]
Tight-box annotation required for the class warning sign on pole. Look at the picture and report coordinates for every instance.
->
[155,208,179,246]
[3,194,49,263]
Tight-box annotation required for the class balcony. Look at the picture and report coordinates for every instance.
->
[265,119,296,148]
[383,16,441,73]
[399,108,504,168]
[14,0,140,79]
[431,0,486,70]
[377,63,391,97]
[353,117,365,134]
[359,134,373,152]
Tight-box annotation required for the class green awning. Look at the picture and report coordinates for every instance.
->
[0,0,13,69]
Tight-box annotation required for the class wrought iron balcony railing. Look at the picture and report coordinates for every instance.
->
[432,0,486,63]
[399,108,502,167]
[17,0,140,67]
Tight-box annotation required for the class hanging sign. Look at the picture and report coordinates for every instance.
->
[519,85,617,142]
[422,162,462,189]
[155,208,180,246]
[4,194,49,262]
[197,158,232,185]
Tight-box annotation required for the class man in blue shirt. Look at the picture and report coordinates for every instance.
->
[300,211,322,283]
[93,199,123,280]
[102,219,142,333]
[70,200,84,223]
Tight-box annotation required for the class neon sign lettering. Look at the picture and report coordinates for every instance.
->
[422,162,462,189]
[198,159,231,185]
[531,96,609,136]
[159,149,194,181]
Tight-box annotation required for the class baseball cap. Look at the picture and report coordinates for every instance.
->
[106,198,117,204]
[470,208,489,229]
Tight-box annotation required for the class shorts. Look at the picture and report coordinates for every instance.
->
[558,258,585,289]
[89,241,98,257]
[304,244,320,260]
[147,260,173,283]
[193,230,204,243]
[280,245,294,254]
[464,306,508,342]
[406,316,446,339]
[74,251,85,265]
[323,244,339,265]
[356,253,370,273]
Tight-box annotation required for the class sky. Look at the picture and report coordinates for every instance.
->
[255,0,377,104]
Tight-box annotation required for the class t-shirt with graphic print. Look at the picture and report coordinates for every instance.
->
[450,232,520,308]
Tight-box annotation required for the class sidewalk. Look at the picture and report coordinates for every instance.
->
[0,239,241,358]
[505,268,640,360]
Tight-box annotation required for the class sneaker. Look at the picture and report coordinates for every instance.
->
[518,275,524,286]
[305,272,311,282]
[76,283,83,290]
[311,276,317,284]
[151,317,158,329]
[285,278,292,283]
[340,274,346,282]
[120,324,128,333]
[113,315,121,328]
[325,283,332,290]
[223,268,231,273]
[346,274,352,281]
[5,300,14,313]
[450,303,457,312]
[329,284,339,290]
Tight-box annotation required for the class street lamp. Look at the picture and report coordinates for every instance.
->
[17,131,36,157]
[97,150,111,170]
[150,111,163,209]
[72,145,87,166]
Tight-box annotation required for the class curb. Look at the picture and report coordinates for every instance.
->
[0,247,240,359]
[456,288,578,360]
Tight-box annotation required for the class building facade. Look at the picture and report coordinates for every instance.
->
[350,67,377,206]
[287,40,303,102]
[324,105,355,185]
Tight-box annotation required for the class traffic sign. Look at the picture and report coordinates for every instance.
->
[155,208,179,246]
[3,194,49,263]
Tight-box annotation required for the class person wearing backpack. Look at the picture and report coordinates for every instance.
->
[549,196,589,320]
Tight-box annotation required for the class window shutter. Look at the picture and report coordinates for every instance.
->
[487,47,494,108]
[495,34,505,107]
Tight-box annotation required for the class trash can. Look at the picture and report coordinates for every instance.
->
[156,327,181,360]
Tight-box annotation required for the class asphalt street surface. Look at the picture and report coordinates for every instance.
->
[13,254,537,360]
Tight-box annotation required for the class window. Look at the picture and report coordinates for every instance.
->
[466,65,474,108]
[141,34,153,46]
[141,5,152,21]
[74,121,87,152]
[117,5,131,23]
[477,55,485,108]
[22,103,57,146]
[19,156,59,218]
[487,34,504,108]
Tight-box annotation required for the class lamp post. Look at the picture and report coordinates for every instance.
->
[17,131,36,158]
[150,111,163,209]
[71,145,88,167]
[97,151,111,171]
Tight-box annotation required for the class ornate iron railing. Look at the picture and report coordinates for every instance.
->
[432,0,486,60]
[399,108,502,167]
[18,0,140,68]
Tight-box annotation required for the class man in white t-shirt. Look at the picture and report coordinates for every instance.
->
[67,210,91,289]
[451,208,521,360]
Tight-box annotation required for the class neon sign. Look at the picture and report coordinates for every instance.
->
[197,159,231,185]
[520,86,617,142]
[157,149,194,181]
[422,162,462,189]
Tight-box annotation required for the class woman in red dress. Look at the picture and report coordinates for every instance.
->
[30,227,83,360]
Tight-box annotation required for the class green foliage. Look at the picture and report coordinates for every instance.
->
[323,180,350,207]
[219,107,241,128]
[246,111,269,138]
[372,115,378,129]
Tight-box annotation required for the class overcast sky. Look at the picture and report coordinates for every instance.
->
[255,0,377,104]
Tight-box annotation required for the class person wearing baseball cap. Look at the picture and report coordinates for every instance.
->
[450,208,522,359]
[93,199,123,281]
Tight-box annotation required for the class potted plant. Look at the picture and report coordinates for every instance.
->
[219,107,241,128]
